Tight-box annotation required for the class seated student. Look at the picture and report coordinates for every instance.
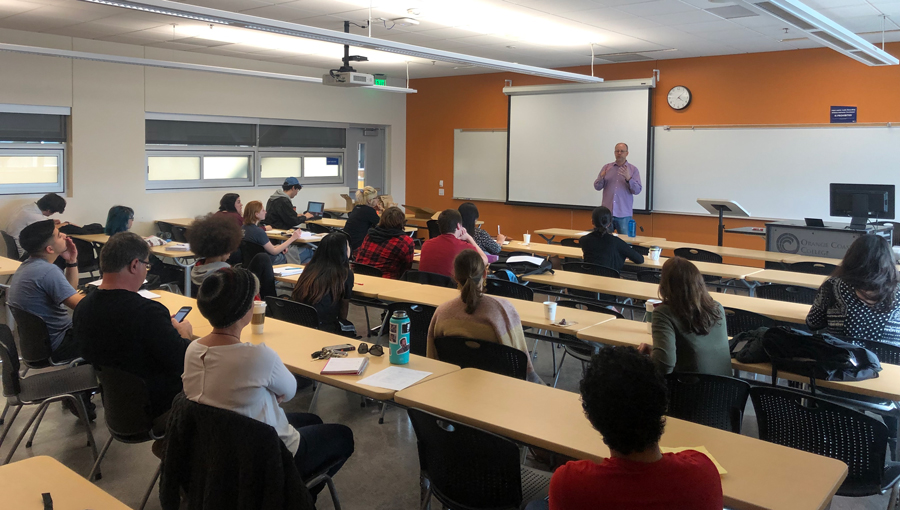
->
[6,193,68,257]
[580,206,644,272]
[184,267,354,497]
[418,209,488,278]
[543,346,723,510]
[8,220,83,362]
[807,234,900,346]
[215,193,244,228]
[459,202,505,255]
[426,250,543,384]
[637,257,731,376]
[242,200,311,265]
[344,186,382,253]
[354,206,415,279]
[104,205,166,246]
[265,177,314,230]
[74,232,194,423]
[290,233,354,335]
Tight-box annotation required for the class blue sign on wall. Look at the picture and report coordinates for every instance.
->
[830,106,857,123]
[326,157,339,165]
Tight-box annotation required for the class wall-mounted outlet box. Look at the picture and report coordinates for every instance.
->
[439,189,444,196]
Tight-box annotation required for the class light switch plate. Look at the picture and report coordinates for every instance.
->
[439,180,444,187]
[439,189,444,196]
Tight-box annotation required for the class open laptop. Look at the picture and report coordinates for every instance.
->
[307,201,325,219]
[804,218,825,227]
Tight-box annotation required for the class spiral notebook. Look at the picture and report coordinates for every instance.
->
[320,357,369,375]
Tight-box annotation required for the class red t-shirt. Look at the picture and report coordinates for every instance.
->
[550,451,723,510]
[418,234,474,277]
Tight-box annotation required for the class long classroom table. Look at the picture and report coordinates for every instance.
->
[158,218,328,245]
[71,234,197,293]
[534,228,666,246]
[576,318,900,402]
[153,291,458,401]
[0,456,132,510]
[394,368,847,510]
[308,217,418,235]
[0,255,21,276]
[522,271,811,324]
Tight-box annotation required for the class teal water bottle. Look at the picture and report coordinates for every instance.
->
[389,310,410,365]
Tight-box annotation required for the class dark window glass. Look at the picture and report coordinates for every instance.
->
[0,113,66,142]
[146,120,256,146]
[259,125,346,148]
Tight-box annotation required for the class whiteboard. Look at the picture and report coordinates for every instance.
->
[453,129,507,202]
[653,125,900,219]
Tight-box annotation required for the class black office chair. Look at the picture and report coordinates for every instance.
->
[485,278,534,302]
[400,270,456,288]
[434,337,528,380]
[551,300,623,387]
[156,221,175,240]
[351,262,383,277]
[561,261,623,304]
[8,305,75,369]
[673,248,724,284]
[171,226,189,243]
[636,270,662,284]
[1,230,23,261]
[407,408,551,510]
[666,372,751,433]
[264,297,319,329]
[751,386,900,505]
[560,238,581,248]
[88,366,164,509]
[0,325,99,468]
[755,284,817,305]
[307,223,331,235]
[426,220,441,239]
[377,302,435,357]
[239,240,268,268]
[629,244,650,256]
[723,307,777,337]
[789,261,838,275]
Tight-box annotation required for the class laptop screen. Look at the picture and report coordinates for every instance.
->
[307,201,325,215]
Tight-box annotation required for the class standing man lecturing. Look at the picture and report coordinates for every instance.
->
[593,143,643,235]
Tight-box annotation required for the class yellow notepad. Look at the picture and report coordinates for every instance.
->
[660,446,727,475]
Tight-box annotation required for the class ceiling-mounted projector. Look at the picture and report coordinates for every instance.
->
[323,70,374,87]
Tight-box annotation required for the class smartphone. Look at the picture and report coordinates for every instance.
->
[174,306,192,323]
[323,343,356,352]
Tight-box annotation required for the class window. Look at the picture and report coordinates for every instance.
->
[0,111,67,195]
[147,152,252,190]
[258,153,343,186]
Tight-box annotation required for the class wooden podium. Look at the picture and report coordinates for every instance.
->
[403,205,437,219]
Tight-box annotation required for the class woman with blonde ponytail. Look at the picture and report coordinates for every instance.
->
[426,250,543,384]
[344,186,383,253]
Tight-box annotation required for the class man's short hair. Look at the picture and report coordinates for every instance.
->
[19,219,56,256]
[378,206,406,230]
[100,232,150,273]
[615,143,629,151]
[437,209,462,235]
[187,214,242,259]
[36,193,66,214]
[580,346,668,455]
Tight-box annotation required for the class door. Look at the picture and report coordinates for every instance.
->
[346,127,386,194]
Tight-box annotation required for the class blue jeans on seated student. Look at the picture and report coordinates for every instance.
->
[612,216,631,235]
[524,498,549,510]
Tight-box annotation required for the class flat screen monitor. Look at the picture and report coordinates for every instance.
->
[829,183,894,228]
[307,201,324,217]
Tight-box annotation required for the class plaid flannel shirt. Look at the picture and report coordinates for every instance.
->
[354,234,415,279]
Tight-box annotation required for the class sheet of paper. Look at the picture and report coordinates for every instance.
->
[576,231,591,236]
[88,279,148,286]
[273,266,304,276]
[138,290,161,299]
[165,243,190,251]
[357,366,433,391]
[660,446,727,475]
[507,255,546,266]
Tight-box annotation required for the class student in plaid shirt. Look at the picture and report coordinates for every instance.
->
[354,206,415,279]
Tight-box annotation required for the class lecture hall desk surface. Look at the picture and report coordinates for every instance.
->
[0,456,131,510]
[0,255,21,276]
[533,227,666,246]
[394,369,847,510]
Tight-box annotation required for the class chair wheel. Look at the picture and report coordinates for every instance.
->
[378,418,384,424]
[25,441,32,448]
[95,473,102,481]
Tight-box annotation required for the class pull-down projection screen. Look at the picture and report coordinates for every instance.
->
[507,87,651,211]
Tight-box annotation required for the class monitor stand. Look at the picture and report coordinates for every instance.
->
[848,217,868,230]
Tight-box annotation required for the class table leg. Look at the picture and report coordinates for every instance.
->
[539,235,555,244]
[172,257,196,296]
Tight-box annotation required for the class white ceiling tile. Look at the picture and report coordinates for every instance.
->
[0,0,41,19]
[581,13,664,30]
[45,21,133,38]
[236,3,323,21]
[803,0,869,10]
[838,13,895,30]
[183,0,273,13]
[615,0,697,16]
[501,0,610,14]
[818,4,881,17]
[561,6,636,23]
[646,8,720,25]
[670,18,737,32]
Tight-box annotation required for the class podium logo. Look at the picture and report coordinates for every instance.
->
[776,233,800,254]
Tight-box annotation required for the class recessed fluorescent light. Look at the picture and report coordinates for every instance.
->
[75,0,603,82]
[0,42,417,93]
[732,0,898,65]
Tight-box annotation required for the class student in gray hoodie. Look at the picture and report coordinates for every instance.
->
[264,177,314,230]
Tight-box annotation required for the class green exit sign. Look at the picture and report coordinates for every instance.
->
[374,78,386,86]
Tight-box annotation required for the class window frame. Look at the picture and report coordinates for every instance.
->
[0,145,66,195]
[258,150,345,187]
[145,148,255,190]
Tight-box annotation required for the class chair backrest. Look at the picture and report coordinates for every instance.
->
[1,230,20,260]
[788,261,838,275]
[635,270,662,284]
[433,337,528,380]
[264,297,319,329]
[307,223,331,234]
[484,279,534,302]
[629,244,650,256]
[71,237,100,273]
[666,372,751,433]
[385,302,436,357]
[156,221,175,240]
[240,240,268,267]
[96,365,157,441]
[8,305,55,368]
[171,226,189,243]
[0,324,21,397]
[673,247,723,264]
[561,261,620,279]
[426,220,441,239]
[400,270,455,288]
[559,238,580,248]
[723,307,776,337]
[755,284,817,305]
[840,335,900,366]
[556,299,625,319]
[750,386,888,495]
[351,262,383,278]
[407,408,523,509]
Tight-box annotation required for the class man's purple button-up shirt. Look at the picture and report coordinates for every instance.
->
[593,161,642,218]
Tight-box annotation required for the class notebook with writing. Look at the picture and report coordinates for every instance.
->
[320,357,369,375]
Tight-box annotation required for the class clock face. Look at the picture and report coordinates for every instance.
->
[667,86,691,110]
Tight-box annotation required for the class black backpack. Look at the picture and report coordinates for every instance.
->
[761,327,881,392]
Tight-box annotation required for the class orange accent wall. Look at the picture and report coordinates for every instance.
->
[405,44,900,252]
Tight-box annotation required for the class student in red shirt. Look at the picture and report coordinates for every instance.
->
[418,209,488,278]
[529,346,723,510]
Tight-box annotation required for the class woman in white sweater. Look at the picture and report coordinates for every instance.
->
[182,267,354,497]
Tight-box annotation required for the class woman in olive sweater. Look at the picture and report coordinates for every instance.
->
[639,257,732,376]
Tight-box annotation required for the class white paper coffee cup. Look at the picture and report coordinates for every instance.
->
[251,301,267,334]
[544,301,557,322]
[523,234,531,245]
[649,246,661,261]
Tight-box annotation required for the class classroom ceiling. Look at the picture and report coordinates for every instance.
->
[0,0,899,80]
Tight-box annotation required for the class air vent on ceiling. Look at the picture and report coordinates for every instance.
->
[808,30,854,50]
[751,2,816,30]
[597,53,654,62]
[704,5,758,19]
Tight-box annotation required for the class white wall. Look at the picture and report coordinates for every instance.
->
[0,28,407,238]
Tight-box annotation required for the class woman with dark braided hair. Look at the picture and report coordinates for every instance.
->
[579,205,644,272]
